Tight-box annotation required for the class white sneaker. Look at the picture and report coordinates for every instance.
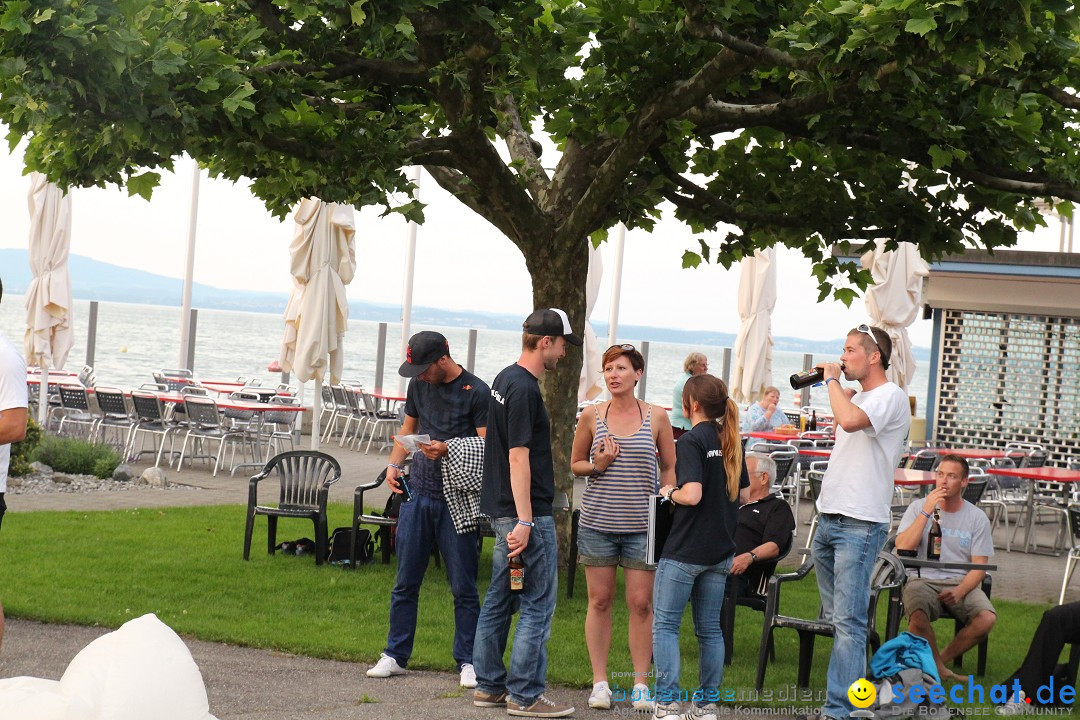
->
[631,683,655,712]
[589,681,612,709]
[365,653,405,678]
[685,703,719,720]
[996,690,1032,715]
[460,663,477,688]
[653,701,681,719]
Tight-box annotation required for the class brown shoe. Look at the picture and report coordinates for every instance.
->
[474,689,509,707]
[506,695,575,717]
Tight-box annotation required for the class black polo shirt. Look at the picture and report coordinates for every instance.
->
[735,493,796,593]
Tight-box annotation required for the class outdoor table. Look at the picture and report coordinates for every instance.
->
[987,466,1080,555]
[152,392,306,474]
[25,370,79,386]
[894,469,936,486]
[748,430,802,443]
[199,381,282,401]
[930,447,1011,460]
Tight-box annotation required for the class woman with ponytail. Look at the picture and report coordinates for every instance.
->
[650,374,749,720]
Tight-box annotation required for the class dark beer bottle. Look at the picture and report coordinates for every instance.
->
[509,555,525,592]
[790,368,825,390]
[927,510,943,561]
[809,411,818,431]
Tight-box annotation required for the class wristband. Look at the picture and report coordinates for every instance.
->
[920,510,933,520]
[388,462,405,471]
[825,377,839,387]
[517,520,535,527]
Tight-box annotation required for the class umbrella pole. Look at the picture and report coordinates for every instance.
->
[38,364,49,433]
[310,383,321,450]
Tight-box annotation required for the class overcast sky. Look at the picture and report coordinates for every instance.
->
[0,129,1064,350]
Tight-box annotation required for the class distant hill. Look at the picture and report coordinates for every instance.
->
[0,248,929,358]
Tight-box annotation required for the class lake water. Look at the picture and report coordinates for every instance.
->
[0,296,930,414]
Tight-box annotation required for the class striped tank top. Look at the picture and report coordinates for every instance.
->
[580,403,660,533]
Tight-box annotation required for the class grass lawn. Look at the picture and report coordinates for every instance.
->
[0,504,1050,708]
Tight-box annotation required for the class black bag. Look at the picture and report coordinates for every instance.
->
[374,492,402,557]
[328,526,374,566]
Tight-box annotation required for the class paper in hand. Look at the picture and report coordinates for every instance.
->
[398,434,432,452]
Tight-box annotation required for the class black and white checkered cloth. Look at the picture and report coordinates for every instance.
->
[441,436,485,535]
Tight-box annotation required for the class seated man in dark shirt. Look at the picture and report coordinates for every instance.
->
[731,452,796,596]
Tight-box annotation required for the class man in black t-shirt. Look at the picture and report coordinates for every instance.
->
[731,452,796,596]
[366,331,489,690]
[472,308,581,719]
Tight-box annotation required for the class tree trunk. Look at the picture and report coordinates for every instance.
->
[526,233,589,569]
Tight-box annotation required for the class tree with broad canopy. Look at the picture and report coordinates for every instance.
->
[2,0,1078,560]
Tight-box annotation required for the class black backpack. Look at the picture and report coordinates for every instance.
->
[328,526,374,566]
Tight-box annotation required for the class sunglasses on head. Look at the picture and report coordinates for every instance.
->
[607,343,636,352]
[856,324,879,349]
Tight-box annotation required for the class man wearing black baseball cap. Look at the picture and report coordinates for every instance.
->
[470,308,579,718]
[367,330,490,690]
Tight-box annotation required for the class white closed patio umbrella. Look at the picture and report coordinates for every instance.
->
[861,242,930,392]
[730,248,777,404]
[24,172,74,430]
[280,199,357,449]
[578,243,605,402]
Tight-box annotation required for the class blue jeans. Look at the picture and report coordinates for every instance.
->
[473,515,558,707]
[385,494,480,668]
[811,513,889,719]
[652,557,731,706]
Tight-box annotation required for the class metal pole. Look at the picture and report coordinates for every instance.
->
[398,166,421,396]
[466,329,478,373]
[375,322,388,391]
[37,364,49,432]
[85,301,98,368]
[637,341,650,400]
[721,347,732,387]
[799,353,813,407]
[606,223,626,347]
[185,308,198,372]
[179,159,200,370]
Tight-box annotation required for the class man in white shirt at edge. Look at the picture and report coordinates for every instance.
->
[807,324,911,720]
[0,276,30,653]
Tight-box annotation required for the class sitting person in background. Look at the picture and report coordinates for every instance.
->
[669,352,707,438]
[895,454,996,682]
[730,452,796,597]
[740,386,787,448]
[996,601,1080,714]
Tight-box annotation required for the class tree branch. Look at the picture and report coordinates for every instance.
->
[255,57,430,86]
[424,165,525,246]
[496,94,551,204]
[681,2,817,71]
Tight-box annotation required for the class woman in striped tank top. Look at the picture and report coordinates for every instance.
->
[571,344,677,711]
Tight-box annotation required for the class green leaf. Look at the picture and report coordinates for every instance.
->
[350,1,367,26]
[195,76,221,93]
[834,287,858,306]
[681,250,702,269]
[222,82,256,115]
[126,171,161,201]
[588,228,608,248]
[904,17,937,36]
[33,8,54,24]
[927,145,952,170]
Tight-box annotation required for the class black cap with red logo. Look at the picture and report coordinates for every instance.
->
[398,331,450,378]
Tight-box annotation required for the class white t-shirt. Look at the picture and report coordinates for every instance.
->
[0,331,29,493]
[816,381,911,523]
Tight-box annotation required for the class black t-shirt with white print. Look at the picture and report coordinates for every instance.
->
[480,363,554,519]
[663,420,749,566]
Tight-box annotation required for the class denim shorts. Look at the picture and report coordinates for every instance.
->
[576,525,653,571]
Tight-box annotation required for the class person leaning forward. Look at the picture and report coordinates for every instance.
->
[471,308,581,718]
[366,331,489,689]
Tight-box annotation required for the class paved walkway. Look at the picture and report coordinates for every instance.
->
[3,444,1076,718]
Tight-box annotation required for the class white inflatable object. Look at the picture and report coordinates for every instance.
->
[0,613,217,720]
